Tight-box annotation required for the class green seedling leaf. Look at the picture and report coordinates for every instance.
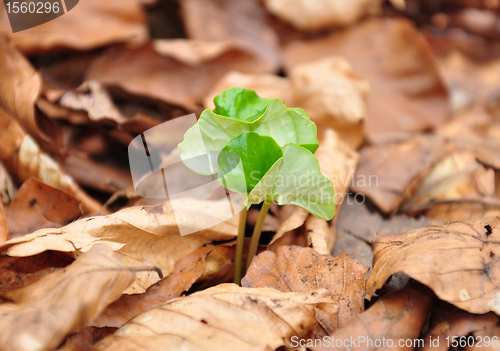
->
[218,133,283,193]
[179,91,319,176]
[213,87,271,122]
[246,144,335,220]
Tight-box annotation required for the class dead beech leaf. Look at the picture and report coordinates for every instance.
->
[204,71,294,109]
[153,39,237,66]
[0,0,148,53]
[0,39,63,149]
[351,135,447,214]
[181,0,281,73]
[284,18,449,140]
[366,217,500,315]
[0,201,7,244]
[0,244,135,351]
[0,108,101,214]
[86,43,271,110]
[243,246,367,335]
[0,199,238,294]
[421,302,500,351]
[5,178,82,238]
[290,56,369,149]
[269,206,309,247]
[92,246,214,328]
[402,151,500,222]
[59,81,126,123]
[262,0,381,31]
[95,284,333,351]
[312,283,433,351]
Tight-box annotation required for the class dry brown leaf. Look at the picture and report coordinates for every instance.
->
[0,201,7,244]
[0,162,17,203]
[92,246,214,328]
[243,246,367,336]
[86,44,272,110]
[0,199,238,294]
[402,151,500,222]
[351,135,447,214]
[181,0,281,73]
[0,0,148,53]
[290,56,369,149]
[153,39,236,66]
[5,178,82,239]
[421,302,500,351]
[0,38,63,149]
[0,251,74,296]
[262,0,381,31]
[312,283,433,351]
[366,216,500,315]
[332,229,374,269]
[59,81,126,123]
[269,206,309,247]
[0,107,101,214]
[284,18,449,140]
[0,244,135,351]
[204,71,294,109]
[94,284,333,350]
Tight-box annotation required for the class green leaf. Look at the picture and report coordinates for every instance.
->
[245,144,335,220]
[217,133,283,193]
[179,99,319,175]
[213,87,271,122]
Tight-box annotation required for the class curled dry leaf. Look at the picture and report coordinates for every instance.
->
[0,244,135,351]
[0,108,101,214]
[421,302,500,351]
[181,0,281,73]
[366,217,500,315]
[93,246,214,328]
[204,71,294,109]
[59,81,126,123]
[312,283,433,351]
[262,0,381,31]
[0,39,63,149]
[95,284,334,351]
[351,135,447,214]
[284,18,449,140]
[0,199,238,294]
[4,178,82,239]
[0,201,7,245]
[0,0,148,53]
[402,151,500,222]
[243,246,367,335]
[290,56,369,149]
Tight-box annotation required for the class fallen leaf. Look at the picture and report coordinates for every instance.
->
[0,38,63,149]
[59,81,126,123]
[284,18,450,140]
[421,301,500,351]
[0,107,101,214]
[243,246,367,335]
[0,250,74,296]
[86,43,272,110]
[332,229,373,269]
[0,161,17,203]
[204,71,294,109]
[351,135,447,214]
[336,194,430,244]
[181,0,281,73]
[269,206,309,247]
[262,0,381,31]
[92,246,214,328]
[290,57,369,149]
[0,0,148,53]
[4,178,82,239]
[0,201,7,244]
[366,216,500,315]
[402,151,500,222]
[312,283,433,351]
[94,284,334,350]
[0,244,135,351]
[0,199,238,294]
